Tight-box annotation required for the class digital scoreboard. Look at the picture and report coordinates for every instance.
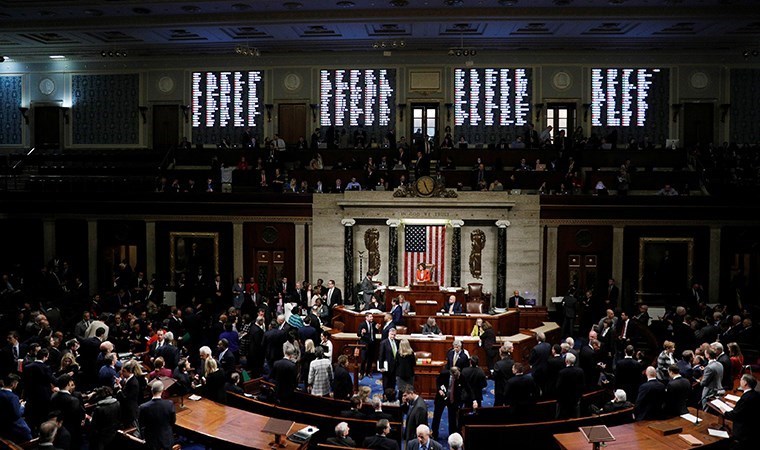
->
[319,69,395,128]
[590,68,667,127]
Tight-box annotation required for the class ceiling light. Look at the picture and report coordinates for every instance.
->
[49,55,65,59]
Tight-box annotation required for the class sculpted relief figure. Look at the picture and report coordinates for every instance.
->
[364,228,381,276]
[469,229,486,279]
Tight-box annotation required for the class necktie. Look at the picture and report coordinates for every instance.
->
[368,323,373,341]
[13,346,18,360]
[391,340,396,357]
[453,352,459,367]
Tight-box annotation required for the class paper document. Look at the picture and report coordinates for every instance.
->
[724,394,741,402]
[680,413,701,424]
[710,399,734,413]
[188,394,202,401]
[707,429,729,438]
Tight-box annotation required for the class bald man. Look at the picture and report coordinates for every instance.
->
[634,366,665,421]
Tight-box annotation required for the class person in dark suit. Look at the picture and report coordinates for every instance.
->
[390,298,403,326]
[380,314,396,342]
[326,279,342,306]
[664,365,691,417]
[0,374,32,442]
[357,312,378,378]
[378,328,399,392]
[480,321,498,370]
[23,348,56,431]
[556,353,585,419]
[215,338,236,375]
[544,344,565,399]
[724,374,760,450]
[270,347,298,405]
[139,381,176,450]
[332,355,353,401]
[505,363,540,421]
[262,321,286,370]
[246,317,266,377]
[461,356,487,409]
[50,374,85,449]
[406,424,442,450]
[493,344,514,406]
[362,419,400,450]
[634,366,665,421]
[605,278,619,310]
[326,421,356,447]
[446,341,469,371]
[615,345,643,402]
[561,286,578,338]
[508,290,525,308]
[1,331,27,376]
[117,360,141,428]
[714,342,734,391]
[443,295,462,314]
[579,339,603,388]
[529,331,551,394]
[401,386,428,443]
[88,387,121,450]
[36,420,63,450]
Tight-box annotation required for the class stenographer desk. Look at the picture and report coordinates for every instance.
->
[175,396,310,450]
[553,408,729,450]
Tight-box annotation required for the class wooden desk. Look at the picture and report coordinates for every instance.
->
[331,306,520,336]
[553,408,729,450]
[175,397,309,450]
[386,285,465,311]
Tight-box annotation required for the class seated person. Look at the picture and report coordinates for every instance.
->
[422,317,442,335]
[442,295,462,314]
[345,177,362,191]
[470,317,484,337]
[326,421,356,447]
[508,290,525,308]
[415,263,432,283]
[364,295,385,312]
[590,389,634,414]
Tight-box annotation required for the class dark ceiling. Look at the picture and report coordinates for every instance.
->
[1,0,759,59]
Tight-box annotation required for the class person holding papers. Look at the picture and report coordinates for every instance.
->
[378,328,400,392]
[723,374,760,450]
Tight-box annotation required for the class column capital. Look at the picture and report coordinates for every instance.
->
[450,220,465,228]
[341,218,356,227]
[495,220,511,228]
[386,219,401,227]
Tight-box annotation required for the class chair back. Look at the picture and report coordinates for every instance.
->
[467,283,484,301]
[466,301,483,314]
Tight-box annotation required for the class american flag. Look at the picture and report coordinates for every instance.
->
[404,225,446,286]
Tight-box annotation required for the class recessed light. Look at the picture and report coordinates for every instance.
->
[49,55,66,59]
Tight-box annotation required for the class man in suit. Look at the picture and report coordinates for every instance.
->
[712,342,733,391]
[360,271,376,306]
[139,381,176,450]
[380,313,396,341]
[36,420,62,450]
[378,328,399,391]
[544,344,566,398]
[326,279,342,306]
[390,297,403,326]
[262,319,286,370]
[358,312,378,378]
[505,363,540,421]
[556,353,585,419]
[493,344,514,406]
[723,374,760,450]
[117,360,141,428]
[23,347,56,431]
[0,374,32,442]
[1,331,26,376]
[664,365,691,417]
[446,340,469,370]
[332,355,353,401]
[326,422,356,447]
[73,312,92,341]
[443,295,462,314]
[605,278,619,310]
[561,286,578,338]
[215,338,236,374]
[461,356,487,409]
[615,345,643,403]
[402,386,428,443]
[634,366,665,421]
[529,331,551,393]
[270,346,298,405]
[247,317,266,377]
[616,311,636,358]
[362,419,400,450]
[699,348,724,407]
[406,424,442,450]
[154,332,179,371]
[508,290,525,308]
[50,374,85,449]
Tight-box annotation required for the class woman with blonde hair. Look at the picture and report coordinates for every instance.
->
[396,338,416,392]
[203,358,226,403]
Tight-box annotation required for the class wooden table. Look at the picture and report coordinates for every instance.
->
[332,306,521,336]
[175,396,310,450]
[386,284,465,311]
[554,408,729,450]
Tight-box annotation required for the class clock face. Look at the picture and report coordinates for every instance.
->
[415,176,435,196]
[39,78,55,96]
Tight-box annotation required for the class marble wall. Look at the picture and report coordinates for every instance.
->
[311,191,542,305]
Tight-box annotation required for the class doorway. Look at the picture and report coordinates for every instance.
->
[411,103,439,152]
[683,103,714,148]
[32,105,62,150]
[255,250,286,295]
[152,105,181,151]
[278,103,308,147]
[545,103,576,142]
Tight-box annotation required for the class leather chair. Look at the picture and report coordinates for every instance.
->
[467,282,484,302]
[465,301,484,314]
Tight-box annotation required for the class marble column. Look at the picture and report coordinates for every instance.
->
[450,220,464,287]
[495,220,511,309]
[233,222,244,279]
[145,221,156,283]
[612,225,625,298]
[295,223,306,282]
[386,219,401,287]
[342,219,356,304]
[545,225,559,309]
[709,226,721,303]
[88,220,98,295]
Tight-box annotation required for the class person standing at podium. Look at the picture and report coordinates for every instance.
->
[415,263,431,284]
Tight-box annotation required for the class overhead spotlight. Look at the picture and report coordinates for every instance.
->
[381,41,387,48]
[743,50,750,58]
[115,51,122,57]
[448,49,455,56]
[455,49,462,56]
[392,41,398,48]
[399,40,406,47]
[471,49,477,56]
[462,49,470,56]
[373,42,380,49]
[753,50,759,57]
[101,51,107,57]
